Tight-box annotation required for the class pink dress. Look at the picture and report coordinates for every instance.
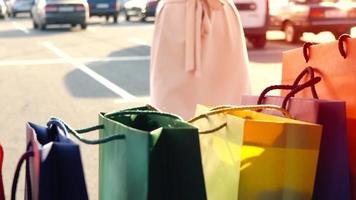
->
[150,0,251,119]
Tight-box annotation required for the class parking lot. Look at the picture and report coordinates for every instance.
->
[0,14,351,199]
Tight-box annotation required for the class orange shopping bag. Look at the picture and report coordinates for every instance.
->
[282,35,356,199]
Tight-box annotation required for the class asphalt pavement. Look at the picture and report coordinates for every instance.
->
[0,14,345,199]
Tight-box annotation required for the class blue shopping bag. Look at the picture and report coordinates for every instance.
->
[11,119,88,200]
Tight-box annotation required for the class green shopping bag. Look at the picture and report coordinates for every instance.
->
[61,105,207,200]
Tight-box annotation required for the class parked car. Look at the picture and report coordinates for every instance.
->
[123,0,157,21]
[4,0,14,16]
[234,0,269,48]
[269,0,356,43]
[31,0,89,30]
[0,0,8,18]
[11,0,34,17]
[87,0,122,23]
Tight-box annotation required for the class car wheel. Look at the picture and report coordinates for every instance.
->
[40,23,46,30]
[251,34,267,49]
[113,14,118,23]
[284,22,301,43]
[81,23,87,29]
[33,21,38,29]
[140,14,147,22]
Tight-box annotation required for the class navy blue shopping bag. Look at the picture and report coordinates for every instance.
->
[11,119,88,200]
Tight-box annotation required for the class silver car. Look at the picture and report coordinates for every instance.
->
[11,0,33,17]
[31,0,89,30]
[234,0,269,49]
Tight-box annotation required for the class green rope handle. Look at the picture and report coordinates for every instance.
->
[61,121,125,145]
[54,109,183,145]
[105,110,182,120]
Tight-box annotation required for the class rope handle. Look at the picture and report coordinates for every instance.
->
[188,105,292,134]
[105,110,182,120]
[281,76,321,109]
[257,76,321,109]
[54,109,182,145]
[11,151,34,200]
[291,66,319,99]
[62,122,125,145]
[258,67,318,107]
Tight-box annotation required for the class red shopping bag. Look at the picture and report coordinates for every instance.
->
[281,35,356,199]
[0,144,4,200]
[242,67,350,200]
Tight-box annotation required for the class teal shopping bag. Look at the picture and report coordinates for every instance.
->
[62,106,207,200]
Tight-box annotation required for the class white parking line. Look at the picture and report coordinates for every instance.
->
[41,41,137,100]
[0,56,150,66]
[11,21,30,34]
[129,38,151,46]
[87,27,97,32]
[82,56,150,62]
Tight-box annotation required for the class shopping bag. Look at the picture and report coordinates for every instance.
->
[0,144,4,200]
[188,105,247,200]
[11,119,88,200]
[282,35,356,199]
[61,105,207,200]
[241,69,350,200]
[190,105,322,200]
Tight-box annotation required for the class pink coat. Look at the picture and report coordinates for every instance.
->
[150,0,251,119]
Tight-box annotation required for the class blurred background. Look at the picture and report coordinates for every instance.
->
[1,0,356,199]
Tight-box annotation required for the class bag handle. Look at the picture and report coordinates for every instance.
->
[258,67,319,107]
[62,122,124,145]
[188,105,292,134]
[291,66,318,98]
[56,110,182,145]
[11,150,34,200]
[338,34,351,59]
[257,76,321,110]
[47,118,70,136]
[281,77,321,109]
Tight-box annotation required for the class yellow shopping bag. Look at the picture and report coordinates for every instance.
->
[190,105,322,200]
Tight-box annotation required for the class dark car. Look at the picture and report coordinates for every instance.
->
[11,0,34,17]
[31,0,89,30]
[123,0,157,21]
[270,0,356,43]
[87,0,122,23]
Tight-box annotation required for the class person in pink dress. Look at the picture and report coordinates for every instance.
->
[150,0,251,119]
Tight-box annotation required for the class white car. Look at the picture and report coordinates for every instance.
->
[234,0,269,48]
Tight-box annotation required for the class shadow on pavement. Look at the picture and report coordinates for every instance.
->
[0,30,32,38]
[64,45,150,98]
